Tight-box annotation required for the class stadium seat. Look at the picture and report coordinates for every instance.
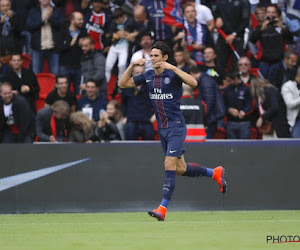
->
[35,73,56,112]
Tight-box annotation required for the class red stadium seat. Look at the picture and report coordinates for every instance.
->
[35,73,56,112]
[21,54,31,69]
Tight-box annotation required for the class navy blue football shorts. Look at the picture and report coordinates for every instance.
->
[158,125,186,157]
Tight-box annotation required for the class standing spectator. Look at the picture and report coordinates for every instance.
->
[189,65,226,139]
[279,50,299,87]
[174,47,190,73]
[3,53,40,113]
[59,11,87,95]
[199,46,224,86]
[180,82,206,142]
[36,100,71,142]
[0,82,34,143]
[105,8,135,84]
[281,67,300,138]
[251,77,290,138]
[11,0,35,54]
[45,75,77,113]
[77,79,107,122]
[192,0,215,32]
[69,111,99,143]
[122,65,155,140]
[130,31,153,72]
[84,0,111,53]
[183,3,212,65]
[25,0,65,76]
[97,99,125,141]
[238,56,256,85]
[140,0,173,43]
[249,4,292,88]
[224,71,253,139]
[215,0,250,70]
[0,0,22,55]
[80,36,106,99]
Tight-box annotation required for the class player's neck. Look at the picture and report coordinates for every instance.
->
[155,68,164,75]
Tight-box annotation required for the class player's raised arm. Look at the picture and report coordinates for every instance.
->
[156,62,198,88]
[118,58,149,89]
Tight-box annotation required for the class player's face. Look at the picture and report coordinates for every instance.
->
[184,6,196,24]
[0,85,13,104]
[56,78,68,93]
[10,55,22,71]
[204,48,216,63]
[151,48,167,69]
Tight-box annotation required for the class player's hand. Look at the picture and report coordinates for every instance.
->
[155,62,175,70]
[132,58,149,66]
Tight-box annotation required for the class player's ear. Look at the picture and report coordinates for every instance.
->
[163,54,168,62]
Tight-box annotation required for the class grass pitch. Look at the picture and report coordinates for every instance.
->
[0,210,299,250]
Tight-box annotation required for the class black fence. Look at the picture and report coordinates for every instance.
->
[0,140,299,214]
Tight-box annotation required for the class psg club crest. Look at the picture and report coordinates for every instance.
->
[164,77,171,84]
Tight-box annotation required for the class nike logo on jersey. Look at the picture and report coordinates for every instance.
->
[169,150,177,153]
[146,79,151,82]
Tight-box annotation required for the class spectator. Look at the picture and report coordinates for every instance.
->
[215,0,250,70]
[25,0,65,76]
[59,11,87,95]
[140,0,173,43]
[84,0,111,53]
[121,65,155,140]
[0,51,9,81]
[192,0,215,32]
[0,81,35,143]
[122,0,139,18]
[281,67,300,138]
[80,36,106,100]
[3,53,40,113]
[36,100,71,142]
[223,71,253,139]
[11,0,35,54]
[180,82,206,141]
[250,77,290,138]
[250,4,292,88]
[97,99,125,141]
[238,56,256,84]
[183,3,212,65]
[105,8,135,84]
[199,46,224,86]
[69,111,99,142]
[77,79,106,122]
[0,0,22,55]
[279,50,298,86]
[174,47,190,73]
[189,65,226,139]
[45,75,77,113]
[130,31,153,72]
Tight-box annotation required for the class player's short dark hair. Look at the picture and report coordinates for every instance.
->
[151,41,171,58]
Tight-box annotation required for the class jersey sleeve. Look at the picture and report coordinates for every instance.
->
[132,72,146,86]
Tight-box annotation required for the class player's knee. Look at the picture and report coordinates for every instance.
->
[164,157,176,171]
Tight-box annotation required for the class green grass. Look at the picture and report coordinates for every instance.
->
[0,211,300,250]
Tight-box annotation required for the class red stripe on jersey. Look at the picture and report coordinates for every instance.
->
[154,75,168,128]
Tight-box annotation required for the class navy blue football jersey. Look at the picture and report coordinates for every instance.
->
[133,69,185,129]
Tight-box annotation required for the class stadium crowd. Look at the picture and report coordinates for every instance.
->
[0,0,299,143]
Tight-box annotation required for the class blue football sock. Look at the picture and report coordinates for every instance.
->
[183,163,213,177]
[160,170,176,208]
